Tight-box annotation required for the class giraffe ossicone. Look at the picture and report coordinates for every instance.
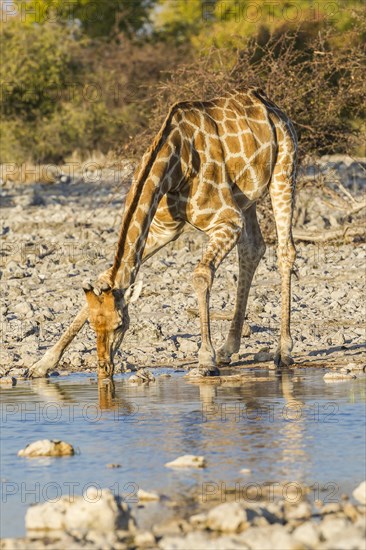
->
[29,88,297,379]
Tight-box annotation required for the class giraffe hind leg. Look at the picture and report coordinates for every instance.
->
[270,162,296,368]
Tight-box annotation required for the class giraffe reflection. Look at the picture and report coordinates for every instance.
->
[29,377,132,414]
[194,370,308,482]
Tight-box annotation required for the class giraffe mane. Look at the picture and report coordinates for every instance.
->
[110,102,181,286]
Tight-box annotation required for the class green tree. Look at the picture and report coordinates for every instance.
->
[0,20,80,119]
[154,0,211,41]
[14,0,157,38]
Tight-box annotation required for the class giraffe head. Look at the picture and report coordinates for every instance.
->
[83,281,142,377]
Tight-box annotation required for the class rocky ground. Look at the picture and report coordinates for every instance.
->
[0,155,365,548]
[1,482,366,549]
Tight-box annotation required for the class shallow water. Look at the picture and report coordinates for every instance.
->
[0,368,365,538]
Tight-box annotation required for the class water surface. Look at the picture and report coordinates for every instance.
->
[0,368,365,538]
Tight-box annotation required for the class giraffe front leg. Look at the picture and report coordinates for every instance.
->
[191,266,219,376]
[28,305,89,377]
[188,219,243,377]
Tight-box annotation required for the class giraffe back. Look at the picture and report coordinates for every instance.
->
[169,89,297,209]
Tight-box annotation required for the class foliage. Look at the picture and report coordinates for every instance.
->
[151,23,365,161]
[1,0,365,163]
[13,0,157,38]
[0,20,81,119]
[0,18,186,163]
[155,0,365,48]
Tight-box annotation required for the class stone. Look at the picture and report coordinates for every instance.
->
[292,521,319,546]
[153,519,190,538]
[347,362,366,372]
[12,302,33,316]
[136,368,155,382]
[319,525,365,550]
[239,525,297,550]
[321,502,342,515]
[134,531,156,547]
[319,516,349,540]
[343,502,359,522]
[137,488,160,501]
[240,468,252,475]
[254,350,274,362]
[107,463,121,469]
[25,488,135,533]
[189,512,208,528]
[332,331,346,345]
[18,439,74,457]
[340,367,351,374]
[0,376,17,386]
[159,532,246,550]
[177,337,198,354]
[284,500,312,521]
[129,368,156,383]
[165,455,206,469]
[353,481,366,505]
[10,368,29,379]
[323,372,356,381]
[206,502,247,533]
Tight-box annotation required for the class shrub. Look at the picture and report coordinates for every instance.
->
[148,17,366,162]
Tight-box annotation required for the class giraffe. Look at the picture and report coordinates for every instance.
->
[28,88,297,379]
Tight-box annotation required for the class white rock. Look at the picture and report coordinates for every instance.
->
[319,517,349,540]
[137,488,160,501]
[159,532,244,550]
[285,500,312,520]
[136,368,155,382]
[18,439,74,457]
[134,530,156,547]
[189,512,208,528]
[177,338,198,354]
[165,455,206,469]
[206,502,247,533]
[240,468,251,475]
[347,362,366,372]
[0,376,17,386]
[322,529,366,550]
[292,521,319,546]
[26,488,135,533]
[239,525,297,550]
[323,372,356,382]
[353,481,366,505]
[13,302,34,316]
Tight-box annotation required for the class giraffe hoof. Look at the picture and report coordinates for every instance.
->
[216,348,232,365]
[187,367,220,377]
[274,353,294,368]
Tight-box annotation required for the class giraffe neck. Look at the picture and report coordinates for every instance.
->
[110,143,181,290]
[111,168,168,289]
[109,103,181,290]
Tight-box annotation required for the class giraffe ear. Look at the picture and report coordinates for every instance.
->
[124,279,143,304]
